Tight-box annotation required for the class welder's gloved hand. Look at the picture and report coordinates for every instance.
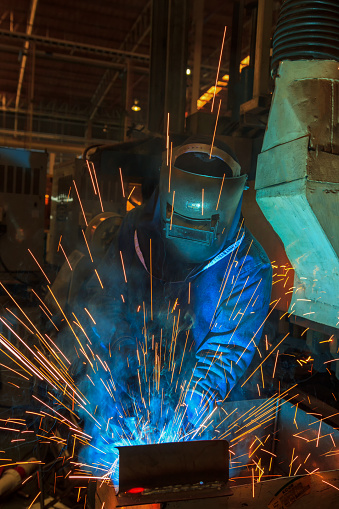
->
[185,385,220,429]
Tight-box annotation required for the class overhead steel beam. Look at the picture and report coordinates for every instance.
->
[0,105,123,124]
[0,28,150,61]
[88,1,152,120]
[0,128,119,154]
[15,0,39,126]
[0,43,149,73]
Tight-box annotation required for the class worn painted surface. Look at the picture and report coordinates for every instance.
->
[256,60,339,329]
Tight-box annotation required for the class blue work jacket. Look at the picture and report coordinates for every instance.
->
[88,188,272,403]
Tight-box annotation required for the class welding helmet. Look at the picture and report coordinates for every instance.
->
[159,136,247,264]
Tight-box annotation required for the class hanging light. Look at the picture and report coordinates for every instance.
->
[131,99,141,112]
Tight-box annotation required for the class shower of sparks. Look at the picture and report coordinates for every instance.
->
[0,160,335,506]
[209,99,222,159]
[211,26,227,112]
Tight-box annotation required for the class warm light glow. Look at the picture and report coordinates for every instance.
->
[239,55,250,72]
[197,55,250,109]
[186,68,191,75]
[131,99,141,112]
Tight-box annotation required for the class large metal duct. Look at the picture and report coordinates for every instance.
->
[255,0,339,329]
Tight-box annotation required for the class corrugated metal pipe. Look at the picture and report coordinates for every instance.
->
[271,0,339,77]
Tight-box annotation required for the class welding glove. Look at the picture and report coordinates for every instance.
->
[185,383,220,430]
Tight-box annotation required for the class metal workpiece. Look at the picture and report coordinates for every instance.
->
[255,59,339,330]
[93,398,339,508]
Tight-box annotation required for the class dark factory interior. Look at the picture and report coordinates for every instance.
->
[0,0,338,508]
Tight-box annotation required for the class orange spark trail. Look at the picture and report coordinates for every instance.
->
[127,186,136,201]
[57,234,62,252]
[209,222,246,328]
[0,328,44,381]
[119,167,125,197]
[216,174,225,211]
[95,269,104,288]
[28,249,51,283]
[31,289,53,316]
[150,238,153,321]
[39,305,59,331]
[82,229,94,262]
[91,162,104,212]
[28,491,41,509]
[170,191,175,230]
[86,159,97,195]
[272,350,279,378]
[241,333,289,387]
[322,480,339,491]
[5,308,34,335]
[119,251,127,283]
[73,180,88,227]
[84,308,96,324]
[166,113,170,166]
[45,334,71,365]
[59,243,72,271]
[316,420,322,447]
[210,99,222,159]
[236,299,281,365]
[168,142,173,192]
[46,286,87,360]
[211,26,227,112]
[0,363,29,380]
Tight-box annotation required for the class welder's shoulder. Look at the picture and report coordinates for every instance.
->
[238,227,272,278]
[119,204,146,240]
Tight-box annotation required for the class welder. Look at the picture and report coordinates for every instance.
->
[86,135,272,432]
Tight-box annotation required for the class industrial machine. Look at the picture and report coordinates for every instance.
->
[256,0,339,333]
[0,147,47,281]
[47,137,163,268]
